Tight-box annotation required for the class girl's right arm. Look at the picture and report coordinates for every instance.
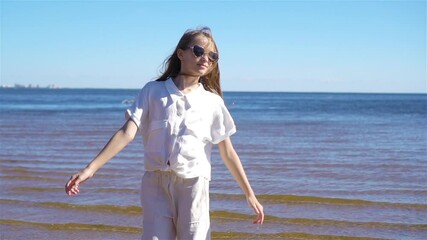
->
[65,119,138,196]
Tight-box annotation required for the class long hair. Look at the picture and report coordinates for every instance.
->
[157,27,222,97]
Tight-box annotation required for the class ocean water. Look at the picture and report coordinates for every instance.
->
[0,88,426,240]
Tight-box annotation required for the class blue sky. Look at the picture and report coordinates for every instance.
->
[1,0,426,93]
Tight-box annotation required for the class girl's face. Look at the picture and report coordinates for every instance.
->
[178,35,218,77]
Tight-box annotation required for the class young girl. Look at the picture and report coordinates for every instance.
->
[65,27,264,239]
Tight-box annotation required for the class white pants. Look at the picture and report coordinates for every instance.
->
[140,171,210,240]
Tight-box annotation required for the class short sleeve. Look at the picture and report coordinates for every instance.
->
[125,86,148,129]
[210,100,236,144]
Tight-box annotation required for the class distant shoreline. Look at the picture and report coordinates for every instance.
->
[0,84,60,89]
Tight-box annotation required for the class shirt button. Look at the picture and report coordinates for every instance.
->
[177,112,182,117]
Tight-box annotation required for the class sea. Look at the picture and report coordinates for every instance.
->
[0,88,426,240]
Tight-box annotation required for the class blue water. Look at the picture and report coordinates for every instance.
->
[1,88,426,239]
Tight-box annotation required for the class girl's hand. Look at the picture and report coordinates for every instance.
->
[65,168,94,196]
[247,195,264,224]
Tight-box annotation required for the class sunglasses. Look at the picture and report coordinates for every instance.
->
[188,45,219,63]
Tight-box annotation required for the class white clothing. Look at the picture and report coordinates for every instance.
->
[140,171,210,240]
[126,78,236,180]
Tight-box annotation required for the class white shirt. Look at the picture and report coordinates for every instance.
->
[126,78,236,180]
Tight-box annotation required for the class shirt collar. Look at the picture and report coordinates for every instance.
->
[165,78,204,108]
[165,78,183,97]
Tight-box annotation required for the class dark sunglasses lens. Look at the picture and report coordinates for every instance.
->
[192,45,205,57]
[209,52,219,62]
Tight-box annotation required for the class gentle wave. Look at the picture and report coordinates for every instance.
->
[5,183,425,210]
[211,193,427,210]
[211,211,427,231]
[10,187,66,193]
[0,199,142,215]
[212,231,387,240]
[10,187,138,194]
[0,219,388,239]
[0,219,141,233]
[0,175,59,181]
[0,164,127,179]
[2,199,426,231]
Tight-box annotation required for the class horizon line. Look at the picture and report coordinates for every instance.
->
[1,86,426,95]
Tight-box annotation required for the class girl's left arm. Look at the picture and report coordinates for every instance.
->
[218,137,264,224]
